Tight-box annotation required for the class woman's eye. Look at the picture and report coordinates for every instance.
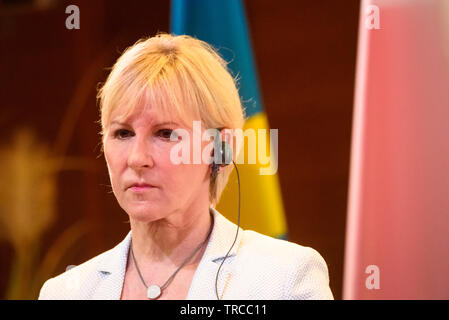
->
[113,129,133,139]
[157,129,176,140]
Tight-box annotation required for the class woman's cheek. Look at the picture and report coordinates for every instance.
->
[112,141,130,166]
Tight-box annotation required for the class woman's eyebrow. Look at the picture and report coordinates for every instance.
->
[155,121,181,127]
[110,120,129,126]
[109,120,181,127]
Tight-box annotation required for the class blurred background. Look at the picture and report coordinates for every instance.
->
[1,0,447,300]
[0,0,357,299]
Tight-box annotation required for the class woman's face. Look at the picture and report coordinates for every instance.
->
[103,104,211,223]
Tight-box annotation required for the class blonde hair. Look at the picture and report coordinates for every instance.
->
[97,33,246,206]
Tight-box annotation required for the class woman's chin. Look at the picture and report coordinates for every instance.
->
[124,203,166,222]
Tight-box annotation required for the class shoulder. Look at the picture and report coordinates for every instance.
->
[236,229,334,299]
[209,208,333,300]
[38,232,131,300]
[38,249,110,300]
[240,230,325,268]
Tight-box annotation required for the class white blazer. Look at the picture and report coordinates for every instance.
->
[38,208,333,300]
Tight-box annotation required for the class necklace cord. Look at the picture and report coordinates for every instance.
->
[130,214,214,293]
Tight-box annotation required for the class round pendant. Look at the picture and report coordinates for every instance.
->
[147,285,161,299]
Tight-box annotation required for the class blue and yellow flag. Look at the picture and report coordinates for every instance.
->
[171,0,287,238]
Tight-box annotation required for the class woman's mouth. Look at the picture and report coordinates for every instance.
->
[128,183,155,192]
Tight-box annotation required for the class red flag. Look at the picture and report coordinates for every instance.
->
[344,0,449,299]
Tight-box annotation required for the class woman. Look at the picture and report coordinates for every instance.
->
[38,33,333,300]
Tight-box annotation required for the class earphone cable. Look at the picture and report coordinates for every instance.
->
[215,160,241,300]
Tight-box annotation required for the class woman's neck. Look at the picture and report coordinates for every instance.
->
[129,206,213,268]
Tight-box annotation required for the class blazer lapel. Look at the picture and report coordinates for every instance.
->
[186,208,243,300]
[91,231,132,300]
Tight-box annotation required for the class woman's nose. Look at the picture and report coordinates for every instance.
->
[127,137,154,169]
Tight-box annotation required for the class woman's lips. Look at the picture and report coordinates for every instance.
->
[130,186,151,192]
[128,184,154,192]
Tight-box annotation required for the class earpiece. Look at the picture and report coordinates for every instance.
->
[211,129,233,179]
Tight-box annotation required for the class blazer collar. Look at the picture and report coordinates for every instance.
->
[203,207,243,263]
[93,207,243,299]
[187,208,244,299]
[91,231,131,299]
